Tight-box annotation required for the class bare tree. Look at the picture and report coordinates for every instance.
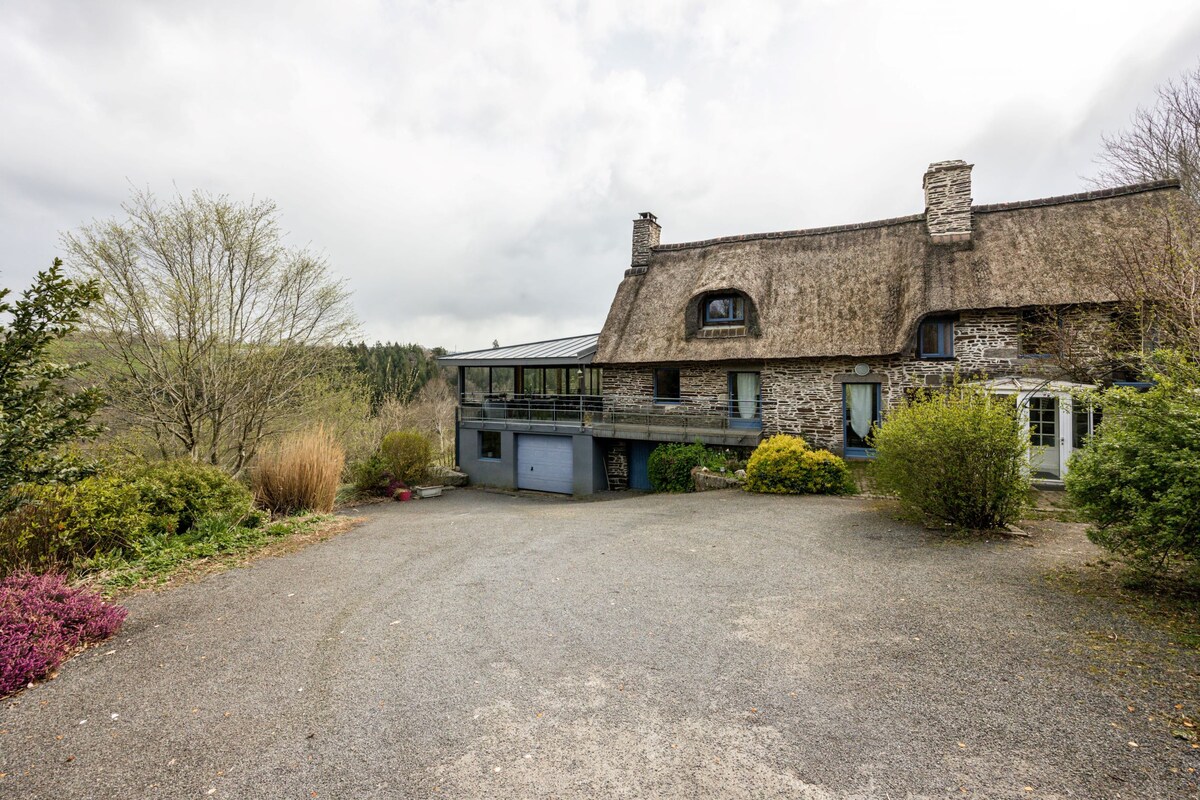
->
[1028,194,1200,384]
[1096,61,1200,202]
[63,189,358,474]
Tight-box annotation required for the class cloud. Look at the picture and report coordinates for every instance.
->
[2,0,1199,349]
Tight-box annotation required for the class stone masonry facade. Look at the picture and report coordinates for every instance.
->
[599,306,1110,455]
[628,212,662,275]
[923,160,973,242]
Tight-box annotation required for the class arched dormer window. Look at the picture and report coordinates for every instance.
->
[703,294,745,326]
[685,289,759,339]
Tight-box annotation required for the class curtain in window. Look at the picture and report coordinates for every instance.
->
[736,372,759,419]
[847,383,873,439]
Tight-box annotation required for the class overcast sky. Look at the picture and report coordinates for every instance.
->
[3,1,1200,351]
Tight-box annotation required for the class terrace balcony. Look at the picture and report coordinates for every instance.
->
[457,393,765,447]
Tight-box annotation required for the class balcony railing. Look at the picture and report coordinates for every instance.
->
[457,393,765,434]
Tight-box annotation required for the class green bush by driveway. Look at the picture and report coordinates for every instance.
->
[1066,357,1200,578]
[743,434,855,495]
[869,382,1030,529]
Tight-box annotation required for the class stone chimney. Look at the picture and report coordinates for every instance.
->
[630,212,661,272]
[923,160,973,242]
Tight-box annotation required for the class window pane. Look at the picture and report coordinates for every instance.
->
[920,322,941,355]
[586,368,602,395]
[845,383,880,449]
[704,295,745,324]
[522,368,542,394]
[1029,396,1057,446]
[490,367,514,396]
[731,372,760,420]
[654,368,680,401]
[707,298,731,320]
[919,319,952,356]
[545,368,563,395]
[480,431,502,460]
[464,367,489,396]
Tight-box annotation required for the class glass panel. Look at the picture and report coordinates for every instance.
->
[730,372,760,420]
[707,298,732,321]
[921,322,941,356]
[1072,402,1102,449]
[654,368,681,401]
[586,368,602,396]
[464,367,489,396]
[1029,396,1057,447]
[845,384,879,450]
[490,367,514,396]
[522,368,543,395]
[479,431,502,460]
[919,319,953,356]
[545,368,563,395]
[704,296,745,324]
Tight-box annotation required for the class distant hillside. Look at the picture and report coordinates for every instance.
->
[341,341,453,408]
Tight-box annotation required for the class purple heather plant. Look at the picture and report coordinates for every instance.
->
[0,572,127,697]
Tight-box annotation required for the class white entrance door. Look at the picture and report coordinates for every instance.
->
[516,434,574,494]
[1028,396,1062,479]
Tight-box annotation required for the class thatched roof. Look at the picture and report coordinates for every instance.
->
[595,180,1182,365]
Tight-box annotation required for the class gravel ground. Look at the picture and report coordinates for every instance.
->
[1,489,1197,799]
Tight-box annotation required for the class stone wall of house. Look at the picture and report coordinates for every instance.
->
[602,366,651,398]
[603,440,629,489]
[601,364,730,414]
[597,307,1112,454]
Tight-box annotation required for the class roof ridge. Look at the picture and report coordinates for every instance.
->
[443,332,599,358]
[653,213,925,252]
[650,179,1181,254]
[971,178,1180,213]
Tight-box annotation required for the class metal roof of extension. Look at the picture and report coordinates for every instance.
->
[437,333,599,367]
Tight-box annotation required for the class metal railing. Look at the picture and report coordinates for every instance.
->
[457,393,766,432]
[459,393,604,425]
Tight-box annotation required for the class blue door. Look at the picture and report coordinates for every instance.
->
[629,441,653,490]
[843,383,882,458]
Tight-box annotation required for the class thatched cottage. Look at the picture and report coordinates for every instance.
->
[441,161,1180,495]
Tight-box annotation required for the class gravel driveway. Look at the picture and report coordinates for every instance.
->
[1,489,1196,799]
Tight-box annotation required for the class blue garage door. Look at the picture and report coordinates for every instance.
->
[517,434,574,494]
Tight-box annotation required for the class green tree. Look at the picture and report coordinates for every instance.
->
[342,341,453,408]
[1066,354,1200,578]
[0,260,104,499]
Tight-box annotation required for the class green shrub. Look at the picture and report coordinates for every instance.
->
[0,459,255,577]
[0,474,149,577]
[379,430,434,486]
[869,382,1030,529]
[1066,357,1200,576]
[350,451,391,495]
[0,490,74,576]
[647,441,718,493]
[124,460,253,536]
[743,434,855,495]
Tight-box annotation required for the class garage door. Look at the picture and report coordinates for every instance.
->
[517,434,574,494]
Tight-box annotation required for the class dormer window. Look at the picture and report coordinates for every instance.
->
[918,317,954,359]
[704,295,745,326]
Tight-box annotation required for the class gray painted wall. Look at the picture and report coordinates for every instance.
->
[456,423,602,496]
